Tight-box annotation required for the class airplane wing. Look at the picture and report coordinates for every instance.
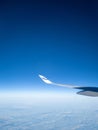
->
[38,74,98,97]
[39,74,79,88]
[38,75,53,84]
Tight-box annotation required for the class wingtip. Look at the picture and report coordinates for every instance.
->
[38,74,45,79]
[38,74,42,78]
[38,74,52,84]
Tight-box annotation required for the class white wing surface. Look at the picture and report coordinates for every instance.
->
[39,75,53,84]
[38,74,98,97]
[38,74,79,88]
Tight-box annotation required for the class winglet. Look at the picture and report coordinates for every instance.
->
[39,75,53,84]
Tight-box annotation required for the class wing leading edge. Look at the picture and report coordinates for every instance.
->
[39,74,98,97]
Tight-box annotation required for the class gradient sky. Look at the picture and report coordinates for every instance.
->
[0,0,98,92]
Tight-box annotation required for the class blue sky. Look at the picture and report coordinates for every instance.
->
[0,0,98,92]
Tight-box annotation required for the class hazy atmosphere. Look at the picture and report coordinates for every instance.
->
[0,0,98,129]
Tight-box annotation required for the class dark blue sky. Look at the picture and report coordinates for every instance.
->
[0,0,98,92]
